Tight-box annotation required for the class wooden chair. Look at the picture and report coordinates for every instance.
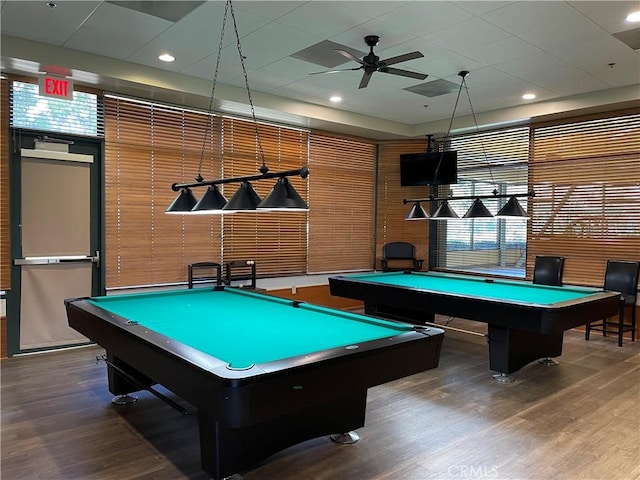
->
[585,260,640,347]
[188,262,222,289]
[381,242,423,272]
[532,255,565,286]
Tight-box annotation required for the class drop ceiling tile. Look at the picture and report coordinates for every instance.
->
[568,1,640,33]
[231,1,307,22]
[274,2,366,38]
[65,2,172,59]
[0,0,102,45]
[106,1,205,22]
[423,17,512,54]
[493,51,610,95]
[462,35,541,66]
[421,51,485,80]
[236,22,322,58]
[482,1,584,36]
[377,1,475,37]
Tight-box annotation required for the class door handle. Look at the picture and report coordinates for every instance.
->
[14,252,100,266]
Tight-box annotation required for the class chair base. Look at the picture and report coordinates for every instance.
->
[585,321,636,347]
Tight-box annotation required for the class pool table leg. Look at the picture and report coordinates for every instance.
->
[198,391,367,479]
[487,325,564,376]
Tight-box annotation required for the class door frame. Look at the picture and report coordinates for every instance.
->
[7,129,104,356]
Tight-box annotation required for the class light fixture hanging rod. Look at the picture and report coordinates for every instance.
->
[403,190,535,204]
[172,166,309,191]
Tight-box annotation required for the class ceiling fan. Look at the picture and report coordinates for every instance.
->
[310,35,428,89]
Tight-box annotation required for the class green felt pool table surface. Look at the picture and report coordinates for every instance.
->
[88,288,419,369]
[340,271,602,306]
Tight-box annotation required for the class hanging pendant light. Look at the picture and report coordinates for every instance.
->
[166,0,309,214]
[431,200,459,220]
[496,195,529,218]
[402,71,534,221]
[191,185,228,214]
[463,198,493,219]
[222,181,262,212]
[257,177,308,211]
[166,188,197,214]
[405,202,429,220]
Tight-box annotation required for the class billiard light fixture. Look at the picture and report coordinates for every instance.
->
[403,71,532,221]
[404,190,534,220]
[166,0,308,215]
[168,166,310,214]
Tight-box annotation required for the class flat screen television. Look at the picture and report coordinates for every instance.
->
[400,150,457,186]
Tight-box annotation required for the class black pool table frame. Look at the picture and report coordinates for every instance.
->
[329,272,620,376]
[65,295,444,480]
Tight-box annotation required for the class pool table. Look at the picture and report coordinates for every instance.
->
[65,287,444,480]
[329,271,620,377]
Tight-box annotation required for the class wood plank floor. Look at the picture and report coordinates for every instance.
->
[2,319,639,480]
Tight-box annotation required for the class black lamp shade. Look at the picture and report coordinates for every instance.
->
[257,177,308,211]
[405,202,429,220]
[496,196,529,218]
[431,200,460,220]
[166,188,197,214]
[191,185,228,214]
[222,181,262,212]
[463,198,494,219]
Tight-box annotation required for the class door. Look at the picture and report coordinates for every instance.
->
[9,134,101,353]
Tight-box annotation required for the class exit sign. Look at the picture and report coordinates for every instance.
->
[39,75,74,100]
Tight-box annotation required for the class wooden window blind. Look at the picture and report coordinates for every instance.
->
[220,116,309,277]
[376,141,429,270]
[0,77,9,291]
[308,131,376,273]
[528,109,640,286]
[104,96,222,288]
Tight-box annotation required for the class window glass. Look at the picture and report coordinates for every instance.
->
[11,81,99,137]
[434,126,529,277]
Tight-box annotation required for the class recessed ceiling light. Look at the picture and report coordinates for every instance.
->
[159,53,175,63]
[626,10,640,22]
[522,93,536,100]
[330,95,342,103]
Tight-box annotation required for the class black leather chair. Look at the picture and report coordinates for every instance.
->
[532,255,565,286]
[381,242,423,272]
[585,260,640,347]
[188,262,222,289]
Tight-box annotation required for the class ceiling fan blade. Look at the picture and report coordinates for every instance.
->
[380,67,428,80]
[359,70,374,89]
[381,51,424,66]
[335,49,365,65]
[309,66,362,76]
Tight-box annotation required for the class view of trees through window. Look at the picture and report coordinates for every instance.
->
[10,81,99,137]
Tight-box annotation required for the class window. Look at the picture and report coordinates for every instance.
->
[433,126,530,277]
[11,81,101,137]
[528,110,640,286]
